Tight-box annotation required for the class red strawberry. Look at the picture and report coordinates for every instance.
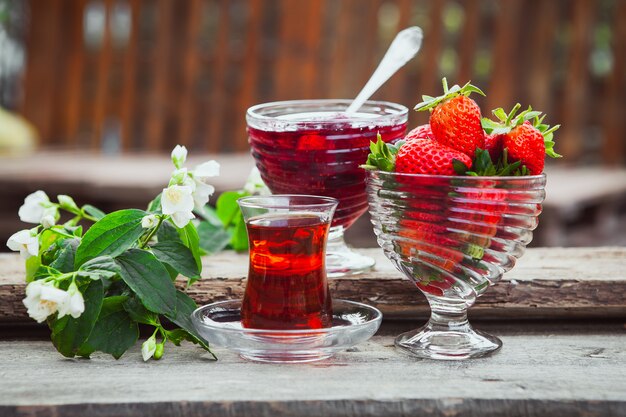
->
[503,122,547,175]
[484,133,504,163]
[405,124,433,141]
[415,78,486,158]
[482,104,561,175]
[395,138,472,176]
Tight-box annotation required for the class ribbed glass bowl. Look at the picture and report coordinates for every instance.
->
[366,170,546,360]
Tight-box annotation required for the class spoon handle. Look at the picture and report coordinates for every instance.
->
[345,26,423,115]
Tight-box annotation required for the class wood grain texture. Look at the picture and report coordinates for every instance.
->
[0,324,624,416]
[1,247,625,323]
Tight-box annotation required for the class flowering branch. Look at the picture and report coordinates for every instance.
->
[6,145,223,361]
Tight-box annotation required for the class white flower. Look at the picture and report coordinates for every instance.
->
[192,179,215,210]
[57,282,85,319]
[22,280,70,323]
[171,145,188,169]
[188,160,219,210]
[18,190,52,224]
[161,185,195,228]
[142,335,157,361]
[141,214,159,229]
[193,160,220,182]
[7,228,39,258]
[243,167,271,196]
[170,210,195,229]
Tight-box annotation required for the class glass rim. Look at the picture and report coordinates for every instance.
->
[246,99,409,125]
[367,170,547,182]
[237,194,339,210]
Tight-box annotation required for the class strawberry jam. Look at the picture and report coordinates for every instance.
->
[241,214,332,330]
[247,110,407,230]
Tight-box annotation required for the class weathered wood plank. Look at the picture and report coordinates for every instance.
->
[1,247,625,323]
[0,323,624,416]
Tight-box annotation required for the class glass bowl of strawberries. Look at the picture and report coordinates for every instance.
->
[363,79,559,360]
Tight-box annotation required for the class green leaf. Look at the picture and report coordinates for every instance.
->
[462,84,486,96]
[178,222,202,273]
[216,191,246,226]
[452,159,469,175]
[361,137,397,172]
[164,328,192,346]
[77,256,120,280]
[123,295,159,325]
[230,212,248,252]
[33,265,62,281]
[156,220,183,244]
[165,290,214,357]
[147,194,162,214]
[197,221,232,255]
[50,279,104,358]
[25,256,41,283]
[194,205,223,226]
[151,241,200,281]
[80,296,139,359]
[415,78,484,111]
[115,249,177,315]
[50,238,80,273]
[82,205,106,221]
[75,209,147,268]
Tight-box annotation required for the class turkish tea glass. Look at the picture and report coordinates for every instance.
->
[238,194,338,330]
[366,171,546,359]
[247,99,408,277]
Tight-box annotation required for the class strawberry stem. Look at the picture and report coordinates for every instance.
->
[414,78,485,112]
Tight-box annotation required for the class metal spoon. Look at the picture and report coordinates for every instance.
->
[345,26,423,115]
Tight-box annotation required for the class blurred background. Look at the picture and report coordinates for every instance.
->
[0,0,625,249]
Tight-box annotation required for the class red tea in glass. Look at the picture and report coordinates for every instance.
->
[238,195,338,330]
[247,100,408,277]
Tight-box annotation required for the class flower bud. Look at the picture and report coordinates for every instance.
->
[141,214,158,229]
[41,214,56,229]
[57,195,79,212]
[154,342,164,360]
[171,145,188,169]
[169,168,189,186]
[141,335,157,361]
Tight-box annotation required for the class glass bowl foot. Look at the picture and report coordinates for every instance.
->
[240,352,333,364]
[395,324,502,360]
[326,227,375,277]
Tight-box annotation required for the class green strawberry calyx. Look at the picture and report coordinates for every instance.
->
[360,133,405,171]
[481,103,562,159]
[464,148,529,176]
[414,77,485,112]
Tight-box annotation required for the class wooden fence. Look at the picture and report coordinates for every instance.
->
[18,0,626,164]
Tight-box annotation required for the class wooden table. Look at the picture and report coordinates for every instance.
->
[1,248,625,416]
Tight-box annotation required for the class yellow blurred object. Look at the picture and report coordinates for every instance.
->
[0,107,38,155]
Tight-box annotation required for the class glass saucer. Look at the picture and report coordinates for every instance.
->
[191,299,382,363]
